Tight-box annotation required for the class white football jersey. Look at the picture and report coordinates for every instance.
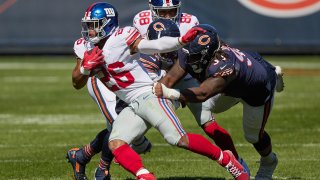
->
[133,10,199,37]
[100,26,154,104]
[73,38,95,59]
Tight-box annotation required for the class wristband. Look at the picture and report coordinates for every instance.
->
[178,37,184,45]
[80,66,91,75]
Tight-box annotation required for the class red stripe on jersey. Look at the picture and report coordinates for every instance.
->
[166,0,170,5]
[126,30,141,46]
[85,3,97,17]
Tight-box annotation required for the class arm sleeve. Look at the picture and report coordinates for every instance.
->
[137,37,183,55]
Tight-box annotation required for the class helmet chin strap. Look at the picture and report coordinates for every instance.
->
[89,37,101,44]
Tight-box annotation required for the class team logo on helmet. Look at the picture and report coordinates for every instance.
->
[153,22,165,31]
[238,0,320,18]
[198,35,211,46]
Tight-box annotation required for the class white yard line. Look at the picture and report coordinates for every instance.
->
[2,76,60,83]
[0,62,73,70]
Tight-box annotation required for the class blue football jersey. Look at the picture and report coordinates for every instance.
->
[179,45,277,106]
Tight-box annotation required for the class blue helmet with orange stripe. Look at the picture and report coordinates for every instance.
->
[81,2,119,44]
[149,0,181,22]
[183,24,220,73]
[147,19,180,64]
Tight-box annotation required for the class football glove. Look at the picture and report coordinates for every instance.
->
[179,27,206,45]
[80,46,105,75]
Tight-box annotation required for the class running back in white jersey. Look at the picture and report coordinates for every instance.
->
[100,26,154,104]
[133,10,199,37]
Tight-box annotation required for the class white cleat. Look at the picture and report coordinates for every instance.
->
[255,153,278,180]
[275,66,284,92]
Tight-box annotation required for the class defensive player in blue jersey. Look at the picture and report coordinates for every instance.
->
[153,24,283,180]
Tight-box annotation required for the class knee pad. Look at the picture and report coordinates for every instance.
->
[130,136,152,154]
[253,132,271,151]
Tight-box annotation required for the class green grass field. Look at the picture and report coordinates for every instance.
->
[0,55,320,179]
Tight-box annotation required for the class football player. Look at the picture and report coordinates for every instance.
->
[153,24,283,180]
[133,0,250,174]
[66,3,150,180]
[73,2,249,180]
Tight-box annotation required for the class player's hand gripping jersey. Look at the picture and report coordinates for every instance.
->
[133,10,199,37]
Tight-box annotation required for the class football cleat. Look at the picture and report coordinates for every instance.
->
[136,172,156,180]
[238,157,251,177]
[94,167,111,180]
[223,150,249,180]
[66,148,88,180]
[275,66,284,92]
[255,153,278,180]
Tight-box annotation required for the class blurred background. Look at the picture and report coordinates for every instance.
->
[0,0,319,55]
[1,1,320,179]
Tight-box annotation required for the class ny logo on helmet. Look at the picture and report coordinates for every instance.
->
[104,8,115,17]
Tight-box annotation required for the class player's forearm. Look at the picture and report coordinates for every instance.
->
[137,37,183,54]
[179,87,211,103]
[159,75,176,88]
[155,83,210,102]
[72,68,88,89]
[159,62,186,88]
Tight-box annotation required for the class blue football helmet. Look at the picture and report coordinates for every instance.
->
[81,2,119,44]
[183,24,220,73]
[147,19,180,63]
[149,0,181,22]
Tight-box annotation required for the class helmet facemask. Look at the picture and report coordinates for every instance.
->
[81,3,119,44]
[81,17,112,44]
[184,28,221,73]
[155,51,178,68]
[149,2,181,22]
[184,48,211,73]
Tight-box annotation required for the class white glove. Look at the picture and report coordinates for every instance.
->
[153,82,181,100]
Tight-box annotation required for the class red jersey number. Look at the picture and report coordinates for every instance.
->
[102,62,135,92]
[180,14,192,24]
[76,38,86,45]
[138,11,151,25]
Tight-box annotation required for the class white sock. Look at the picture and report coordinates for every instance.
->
[136,168,150,176]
